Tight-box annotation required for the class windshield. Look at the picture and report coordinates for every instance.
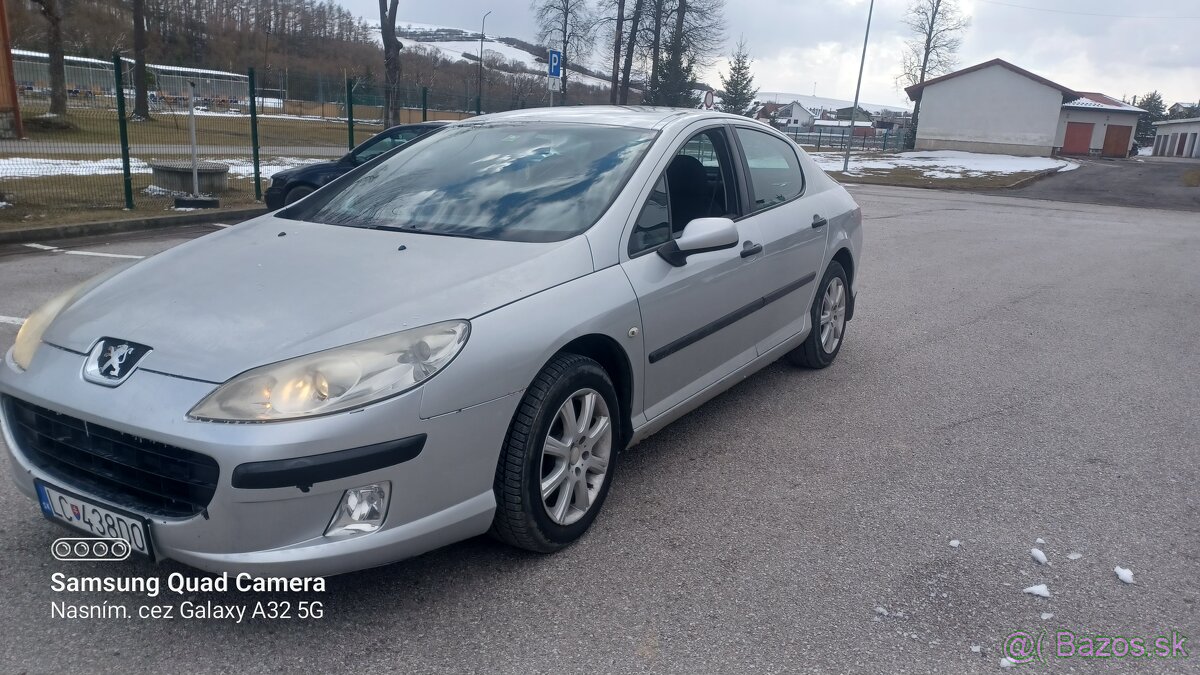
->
[291,122,656,242]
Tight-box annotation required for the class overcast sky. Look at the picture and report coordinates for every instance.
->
[340,0,1199,109]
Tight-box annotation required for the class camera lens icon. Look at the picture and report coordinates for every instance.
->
[52,537,132,561]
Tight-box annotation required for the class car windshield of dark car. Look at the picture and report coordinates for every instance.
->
[292,123,656,242]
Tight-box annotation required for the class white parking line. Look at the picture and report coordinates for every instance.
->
[22,243,144,259]
[63,250,145,259]
[0,316,25,326]
[210,223,232,228]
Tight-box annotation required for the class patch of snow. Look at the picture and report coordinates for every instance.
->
[1067,552,1083,561]
[1035,538,1046,544]
[949,539,961,548]
[1042,612,1054,620]
[970,645,981,653]
[1,156,323,180]
[172,207,197,211]
[1031,549,1049,565]
[1023,584,1051,598]
[0,201,10,208]
[874,606,889,616]
[809,150,1077,179]
[1000,656,1017,668]
[1115,566,1134,584]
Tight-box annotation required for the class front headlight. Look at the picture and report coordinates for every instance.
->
[188,320,470,422]
[11,266,130,371]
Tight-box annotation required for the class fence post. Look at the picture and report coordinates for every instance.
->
[422,87,428,121]
[345,78,355,150]
[112,53,134,210]
[248,68,262,202]
[817,128,822,151]
[475,95,481,116]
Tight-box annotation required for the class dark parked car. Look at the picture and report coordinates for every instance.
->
[264,122,449,209]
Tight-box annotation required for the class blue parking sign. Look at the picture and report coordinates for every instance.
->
[548,50,563,78]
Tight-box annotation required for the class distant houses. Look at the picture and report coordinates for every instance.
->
[748,97,910,135]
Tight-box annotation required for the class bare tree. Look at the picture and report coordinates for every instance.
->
[132,0,151,119]
[898,0,969,147]
[607,0,625,103]
[378,0,403,125]
[618,0,644,103]
[532,0,595,104]
[30,0,68,117]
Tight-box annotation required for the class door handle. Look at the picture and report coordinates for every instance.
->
[740,241,763,258]
[812,214,828,229]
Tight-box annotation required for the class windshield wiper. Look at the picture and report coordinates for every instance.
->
[366,224,488,240]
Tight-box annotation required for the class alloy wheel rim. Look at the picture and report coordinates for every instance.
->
[819,277,846,354]
[540,388,613,526]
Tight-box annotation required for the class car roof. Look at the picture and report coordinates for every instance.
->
[462,106,754,131]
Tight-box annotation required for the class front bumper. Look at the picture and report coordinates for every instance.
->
[0,344,518,576]
[263,185,286,210]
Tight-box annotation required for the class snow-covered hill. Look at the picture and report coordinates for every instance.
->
[383,22,612,89]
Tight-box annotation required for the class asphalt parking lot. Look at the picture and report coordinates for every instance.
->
[1007,156,1200,212]
[0,187,1196,673]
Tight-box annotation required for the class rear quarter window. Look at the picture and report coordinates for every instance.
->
[735,127,805,211]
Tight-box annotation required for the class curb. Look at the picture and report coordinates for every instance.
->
[0,206,269,245]
[1002,167,1064,190]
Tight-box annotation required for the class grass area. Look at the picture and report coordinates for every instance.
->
[17,104,371,149]
[826,166,1050,190]
[0,173,262,229]
[1183,170,1200,188]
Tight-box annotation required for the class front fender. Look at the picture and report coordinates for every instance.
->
[418,266,644,421]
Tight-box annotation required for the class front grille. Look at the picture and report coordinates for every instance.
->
[3,396,219,518]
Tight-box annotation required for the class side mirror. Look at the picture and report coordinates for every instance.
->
[340,153,358,166]
[656,217,740,267]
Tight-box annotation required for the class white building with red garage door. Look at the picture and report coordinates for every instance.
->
[905,58,1143,158]
[1055,93,1144,158]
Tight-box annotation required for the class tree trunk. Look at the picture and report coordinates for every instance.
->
[559,10,569,105]
[609,0,625,104]
[132,0,151,119]
[35,0,68,117]
[619,0,643,104]
[648,0,663,103]
[378,0,402,125]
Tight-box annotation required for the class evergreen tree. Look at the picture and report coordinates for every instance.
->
[718,37,757,115]
[1135,91,1166,141]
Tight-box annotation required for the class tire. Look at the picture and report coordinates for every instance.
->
[283,185,314,205]
[490,353,621,553]
[787,261,849,369]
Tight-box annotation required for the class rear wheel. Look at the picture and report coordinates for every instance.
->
[283,185,314,205]
[490,353,620,553]
[787,261,849,369]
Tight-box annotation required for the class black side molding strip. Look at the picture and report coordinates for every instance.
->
[647,272,817,365]
[231,434,426,491]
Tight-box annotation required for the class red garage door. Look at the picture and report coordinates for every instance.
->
[1102,125,1133,158]
[1062,122,1093,155]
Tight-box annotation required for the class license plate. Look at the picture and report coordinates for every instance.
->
[35,481,153,557]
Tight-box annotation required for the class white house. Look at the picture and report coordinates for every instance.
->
[779,102,816,131]
[1152,118,1200,158]
[1055,92,1143,158]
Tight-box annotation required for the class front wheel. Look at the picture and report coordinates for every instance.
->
[283,185,314,205]
[787,261,849,369]
[490,353,620,553]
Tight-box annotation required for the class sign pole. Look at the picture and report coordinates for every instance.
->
[843,0,874,174]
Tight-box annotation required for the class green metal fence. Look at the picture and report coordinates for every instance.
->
[1,56,904,225]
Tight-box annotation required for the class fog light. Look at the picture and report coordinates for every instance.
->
[325,482,389,538]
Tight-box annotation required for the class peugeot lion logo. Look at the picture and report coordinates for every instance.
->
[83,338,152,387]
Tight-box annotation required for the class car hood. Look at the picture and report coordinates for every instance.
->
[43,215,594,383]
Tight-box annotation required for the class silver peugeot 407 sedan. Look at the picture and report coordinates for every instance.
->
[0,107,862,575]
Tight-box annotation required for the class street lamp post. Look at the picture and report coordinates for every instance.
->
[843,0,875,173]
[478,10,492,112]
